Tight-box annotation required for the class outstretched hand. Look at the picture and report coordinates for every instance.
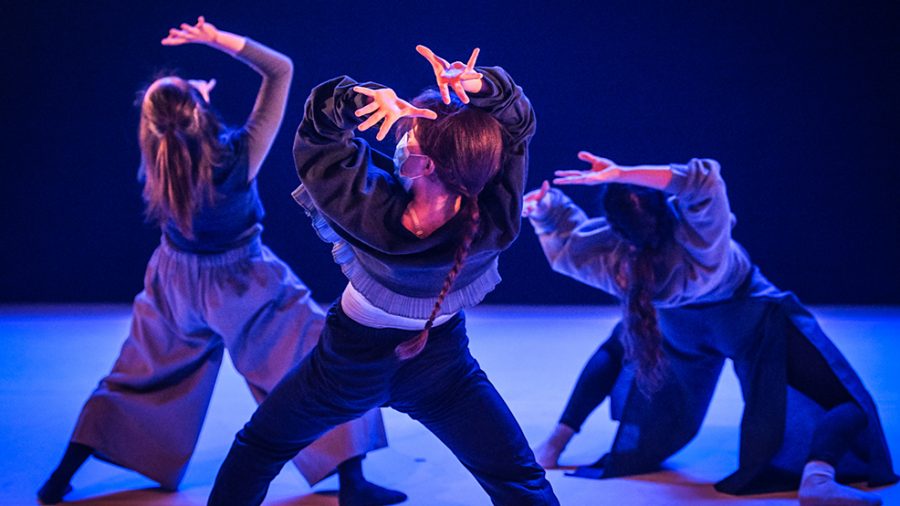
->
[522,180,552,218]
[353,86,438,141]
[416,45,483,104]
[162,16,219,46]
[553,151,622,186]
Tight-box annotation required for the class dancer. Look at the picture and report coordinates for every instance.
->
[207,46,558,505]
[524,153,897,505]
[38,17,404,506]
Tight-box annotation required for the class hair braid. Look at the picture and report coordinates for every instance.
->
[395,196,481,360]
[622,248,666,395]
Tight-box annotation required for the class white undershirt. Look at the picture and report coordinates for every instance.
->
[341,282,455,330]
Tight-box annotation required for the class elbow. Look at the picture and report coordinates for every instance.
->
[676,158,726,204]
[520,103,537,140]
[693,158,724,188]
[278,58,295,81]
[548,257,581,283]
[285,58,295,78]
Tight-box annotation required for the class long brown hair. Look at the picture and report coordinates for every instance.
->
[394,90,503,360]
[138,76,224,238]
[602,183,675,395]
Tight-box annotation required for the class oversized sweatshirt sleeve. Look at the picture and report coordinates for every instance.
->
[466,67,536,249]
[292,76,419,253]
[235,39,294,177]
[665,158,733,272]
[528,188,624,295]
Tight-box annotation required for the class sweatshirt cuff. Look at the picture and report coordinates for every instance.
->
[467,67,506,106]
[236,37,257,57]
[663,163,690,195]
[528,188,568,234]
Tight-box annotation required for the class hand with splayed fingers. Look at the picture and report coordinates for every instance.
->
[161,16,219,46]
[160,16,246,55]
[522,180,552,218]
[415,45,484,104]
[553,151,623,186]
[353,86,438,141]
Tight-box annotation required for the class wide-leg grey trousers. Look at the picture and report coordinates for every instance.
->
[71,238,386,489]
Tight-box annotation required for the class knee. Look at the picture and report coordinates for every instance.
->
[602,333,626,362]
[234,423,306,462]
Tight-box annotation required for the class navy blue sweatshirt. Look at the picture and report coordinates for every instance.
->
[292,67,535,318]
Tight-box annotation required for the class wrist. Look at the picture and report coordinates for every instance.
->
[529,206,551,221]
[462,78,484,95]
[211,30,246,55]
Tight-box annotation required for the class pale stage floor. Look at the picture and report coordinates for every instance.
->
[1,305,897,505]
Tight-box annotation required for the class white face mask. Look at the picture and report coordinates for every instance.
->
[393,133,429,192]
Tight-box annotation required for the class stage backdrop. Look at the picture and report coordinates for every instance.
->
[4,1,899,305]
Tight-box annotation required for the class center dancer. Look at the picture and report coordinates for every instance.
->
[207,46,558,505]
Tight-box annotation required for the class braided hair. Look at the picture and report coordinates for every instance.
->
[394,90,502,360]
[138,76,224,238]
[602,183,676,395]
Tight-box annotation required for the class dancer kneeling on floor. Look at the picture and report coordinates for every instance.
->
[524,153,897,505]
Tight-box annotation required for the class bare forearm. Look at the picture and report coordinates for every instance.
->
[613,165,673,191]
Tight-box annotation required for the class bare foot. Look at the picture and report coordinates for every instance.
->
[533,423,575,469]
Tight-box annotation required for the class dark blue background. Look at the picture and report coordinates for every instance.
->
[4,1,899,304]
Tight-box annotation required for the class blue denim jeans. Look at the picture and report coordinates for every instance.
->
[208,302,558,506]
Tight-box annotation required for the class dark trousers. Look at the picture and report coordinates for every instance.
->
[785,324,867,465]
[208,302,558,506]
[558,321,864,465]
[559,325,625,432]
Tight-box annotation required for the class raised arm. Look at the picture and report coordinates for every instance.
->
[466,65,537,248]
[415,46,536,247]
[292,76,435,252]
[162,16,293,182]
[525,187,623,295]
[554,153,733,270]
[663,158,733,270]
[553,151,673,189]
[236,41,293,181]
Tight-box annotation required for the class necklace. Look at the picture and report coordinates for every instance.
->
[406,196,463,239]
[408,205,426,238]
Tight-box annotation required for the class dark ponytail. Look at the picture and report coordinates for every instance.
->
[603,184,674,395]
[395,196,481,360]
